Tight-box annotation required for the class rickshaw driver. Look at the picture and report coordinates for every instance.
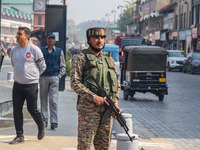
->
[70,27,121,150]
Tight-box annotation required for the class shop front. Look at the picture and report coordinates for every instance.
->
[155,31,162,46]
[169,32,177,50]
[180,29,192,53]
[192,27,198,52]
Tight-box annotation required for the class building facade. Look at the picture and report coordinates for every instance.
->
[138,0,170,46]
[131,0,200,52]
[191,0,200,51]
[1,6,32,44]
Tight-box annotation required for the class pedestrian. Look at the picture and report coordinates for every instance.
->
[70,27,121,150]
[10,26,46,144]
[40,33,66,130]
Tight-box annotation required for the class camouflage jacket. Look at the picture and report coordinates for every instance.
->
[70,49,120,113]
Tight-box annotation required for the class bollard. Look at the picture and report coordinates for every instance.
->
[112,109,124,136]
[117,133,139,150]
[7,72,13,81]
[115,113,133,136]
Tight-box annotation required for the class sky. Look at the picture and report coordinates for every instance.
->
[49,0,126,25]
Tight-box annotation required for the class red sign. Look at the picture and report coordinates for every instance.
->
[192,28,198,39]
[169,32,178,40]
[169,32,173,40]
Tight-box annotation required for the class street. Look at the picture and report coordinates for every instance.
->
[118,70,200,150]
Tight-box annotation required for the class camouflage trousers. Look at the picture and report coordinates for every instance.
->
[77,110,112,150]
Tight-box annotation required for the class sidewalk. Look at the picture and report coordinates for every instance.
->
[0,77,117,150]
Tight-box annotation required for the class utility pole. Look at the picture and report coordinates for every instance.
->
[105,13,110,25]
[177,0,180,50]
[111,10,116,24]
[118,5,123,34]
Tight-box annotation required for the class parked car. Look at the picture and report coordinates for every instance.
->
[167,50,186,71]
[182,52,200,74]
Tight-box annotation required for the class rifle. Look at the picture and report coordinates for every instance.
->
[84,74,134,142]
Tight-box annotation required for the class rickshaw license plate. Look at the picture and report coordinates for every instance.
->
[159,78,166,82]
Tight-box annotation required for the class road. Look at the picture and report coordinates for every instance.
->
[118,70,200,150]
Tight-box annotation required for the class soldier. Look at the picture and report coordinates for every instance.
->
[70,27,121,150]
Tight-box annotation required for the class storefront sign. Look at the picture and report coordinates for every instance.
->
[154,31,160,40]
[180,29,192,40]
[151,34,156,43]
[169,32,173,40]
[160,33,166,41]
[169,32,177,40]
[192,28,198,38]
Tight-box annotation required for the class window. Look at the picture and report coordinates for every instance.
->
[175,15,178,29]
[180,14,183,29]
[38,15,42,25]
[184,13,186,28]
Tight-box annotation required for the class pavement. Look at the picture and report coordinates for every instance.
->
[0,56,178,150]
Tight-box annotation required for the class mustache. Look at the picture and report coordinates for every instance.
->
[96,42,103,45]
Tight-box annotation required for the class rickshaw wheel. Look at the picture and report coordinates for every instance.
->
[158,93,164,101]
[123,90,129,100]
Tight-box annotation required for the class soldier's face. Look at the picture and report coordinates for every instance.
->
[89,36,105,50]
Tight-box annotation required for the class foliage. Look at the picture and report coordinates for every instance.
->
[116,0,135,33]
[117,7,133,33]
[65,51,71,76]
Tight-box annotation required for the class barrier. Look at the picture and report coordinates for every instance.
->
[117,133,139,150]
[7,72,13,81]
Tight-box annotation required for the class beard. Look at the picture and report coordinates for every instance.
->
[88,42,105,53]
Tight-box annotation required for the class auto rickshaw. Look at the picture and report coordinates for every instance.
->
[103,44,120,75]
[121,46,168,101]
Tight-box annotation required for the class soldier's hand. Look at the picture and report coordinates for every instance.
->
[93,95,109,106]
[111,104,122,119]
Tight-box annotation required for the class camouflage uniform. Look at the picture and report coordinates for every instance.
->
[70,48,120,150]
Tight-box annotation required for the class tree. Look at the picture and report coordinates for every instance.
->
[117,7,133,33]
[117,0,135,33]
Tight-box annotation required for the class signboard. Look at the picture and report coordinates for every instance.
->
[192,28,198,38]
[46,5,67,91]
[169,32,177,40]
[154,31,160,40]
[169,32,173,40]
[160,32,166,41]
[180,29,192,40]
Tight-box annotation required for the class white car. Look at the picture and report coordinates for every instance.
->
[167,50,186,71]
